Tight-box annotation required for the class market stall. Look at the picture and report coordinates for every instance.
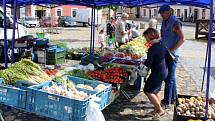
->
[0,0,214,121]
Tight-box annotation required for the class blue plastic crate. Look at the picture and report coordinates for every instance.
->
[0,78,27,109]
[46,45,65,53]
[27,81,96,121]
[67,76,112,110]
[46,46,66,59]
[35,38,49,46]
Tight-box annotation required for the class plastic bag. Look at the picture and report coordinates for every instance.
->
[129,68,138,85]
[138,63,149,77]
[86,97,105,121]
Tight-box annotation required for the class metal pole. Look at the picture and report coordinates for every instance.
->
[12,0,18,64]
[201,43,208,92]
[90,7,94,55]
[3,0,8,67]
[92,7,96,56]
[205,0,214,119]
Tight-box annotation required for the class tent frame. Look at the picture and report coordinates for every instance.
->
[1,0,214,120]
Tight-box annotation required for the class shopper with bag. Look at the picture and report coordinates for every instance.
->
[115,13,130,48]
[159,5,185,108]
[139,28,168,118]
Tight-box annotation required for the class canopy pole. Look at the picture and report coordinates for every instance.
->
[90,7,94,55]
[11,0,18,64]
[201,43,209,92]
[3,0,8,67]
[89,6,96,63]
[92,6,96,56]
[205,0,214,119]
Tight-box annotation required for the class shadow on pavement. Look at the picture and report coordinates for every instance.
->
[201,67,215,79]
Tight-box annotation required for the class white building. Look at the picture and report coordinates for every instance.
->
[122,5,215,22]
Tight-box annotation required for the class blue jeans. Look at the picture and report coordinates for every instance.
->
[163,57,178,105]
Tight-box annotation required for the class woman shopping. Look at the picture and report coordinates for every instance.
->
[140,28,168,118]
[115,13,130,48]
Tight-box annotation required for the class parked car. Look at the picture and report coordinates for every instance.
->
[20,17,40,28]
[58,16,76,27]
[40,17,58,27]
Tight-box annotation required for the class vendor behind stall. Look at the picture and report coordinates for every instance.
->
[139,28,167,118]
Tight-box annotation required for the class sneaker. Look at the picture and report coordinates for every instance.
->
[161,100,171,109]
[161,103,171,109]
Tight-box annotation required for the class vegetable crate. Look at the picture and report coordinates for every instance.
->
[0,78,27,109]
[46,46,66,59]
[173,94,215,121]
[68,76,112,110]
[46,57,65,65]
[27,82,96,121]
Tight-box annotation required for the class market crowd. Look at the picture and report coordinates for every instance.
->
[98,4,185,119]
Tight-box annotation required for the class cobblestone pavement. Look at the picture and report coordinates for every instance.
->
[0,60,202,121]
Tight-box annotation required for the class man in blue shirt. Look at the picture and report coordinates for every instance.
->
[159,5,185,108]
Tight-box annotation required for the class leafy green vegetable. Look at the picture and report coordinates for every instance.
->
[66,69,92,80]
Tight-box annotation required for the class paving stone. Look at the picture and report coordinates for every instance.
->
[5,115,16,121]
[12,109,19,114]
[0,109,3,115]
[14,119,23,121]
[3,111,13,116]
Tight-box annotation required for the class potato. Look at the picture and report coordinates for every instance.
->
[200,108,206,113]
[177,107,184,113]
[182,106,187,111]
[211,112,215,119]
[202,97,206,102]
[186,98,190,103]
[197,96,202,101]
[182,98,186,104]
[195,107,200,112]
[185,103,189,108]
[190,107,195,112]
[189,102,195,108]
[178,98,183,104]
[195,102,201,107]
[195,111,200,116]
[199,112,205,116]
[191,111,195,115]
[195,98,200,103]
[186,110,191,115]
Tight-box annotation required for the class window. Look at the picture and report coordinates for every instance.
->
[71,8,78,17]
[184,9,188,19]
[0,10,3,26]
[143,9,146,16]
[154,9,157,16]
[202,9,206,19]
[56,8,62,17]
[177,9,181,17]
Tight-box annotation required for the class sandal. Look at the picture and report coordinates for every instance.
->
[152,112,166,120]
[145,111,156,117]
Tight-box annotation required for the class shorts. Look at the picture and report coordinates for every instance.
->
[143,73,165,93]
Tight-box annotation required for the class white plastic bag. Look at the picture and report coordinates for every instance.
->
[138,63,149,77]
[86,97,105,121]
[129,68,138,85]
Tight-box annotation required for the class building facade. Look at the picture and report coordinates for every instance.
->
[20,5,88,19]
[121,5,215,22]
